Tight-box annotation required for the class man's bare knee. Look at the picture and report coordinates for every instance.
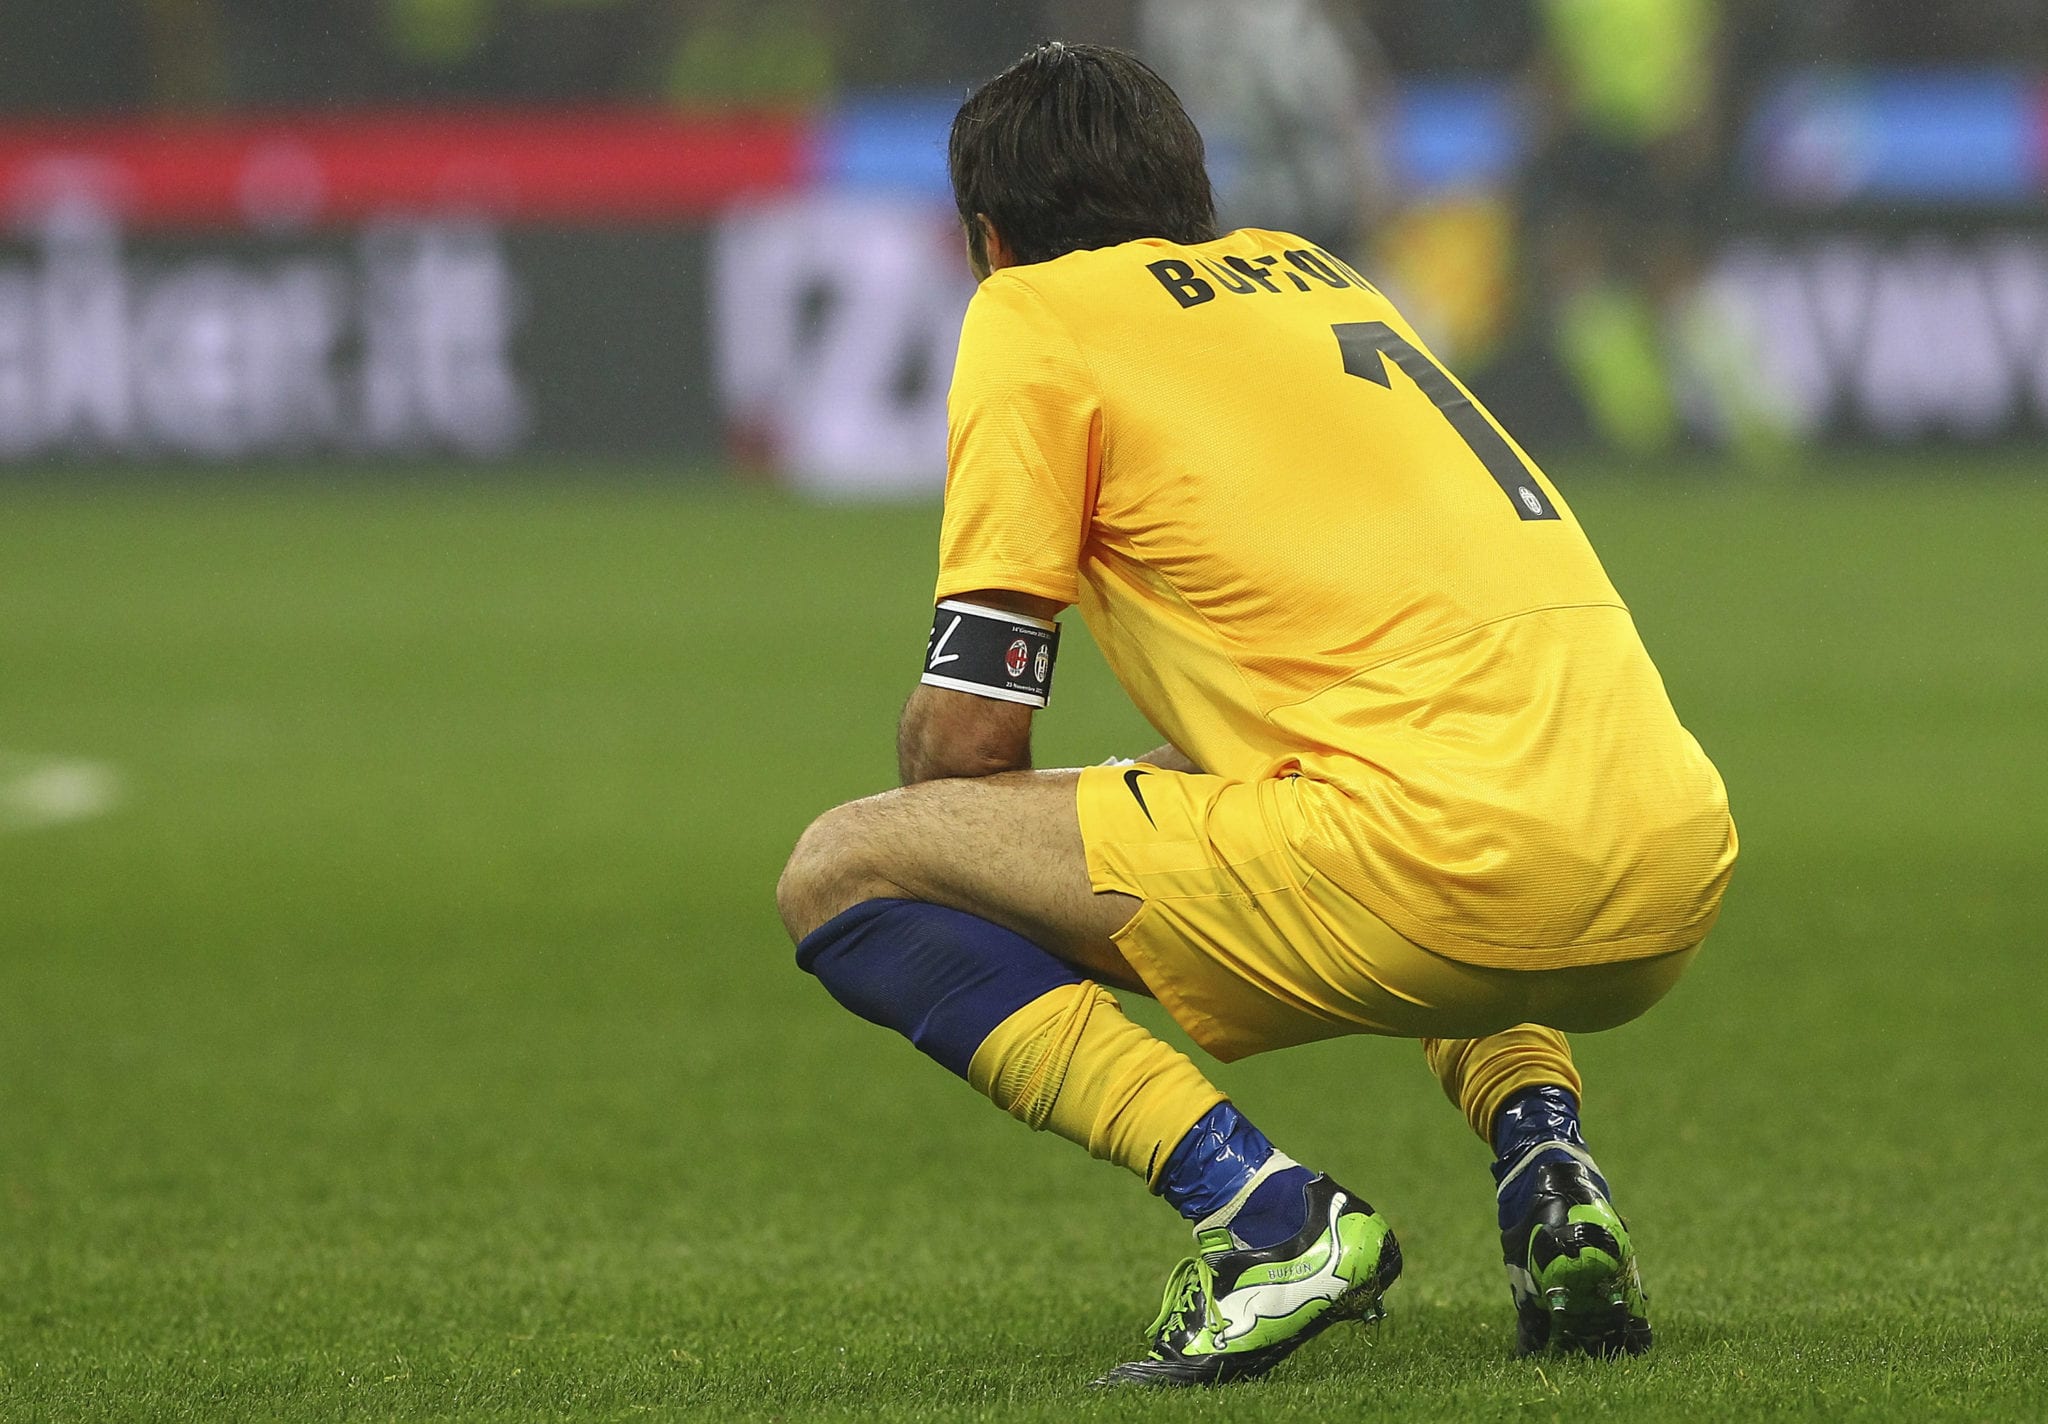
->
[776,801,904,943]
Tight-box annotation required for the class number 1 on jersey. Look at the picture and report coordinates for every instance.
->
[1333,322,1559,521]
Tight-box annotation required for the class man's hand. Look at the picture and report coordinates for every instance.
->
[1134,744,1201,775]
[897,684,1032,785]
[899,589,1065,786]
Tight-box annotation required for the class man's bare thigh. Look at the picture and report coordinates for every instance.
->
[792,770,1146,991]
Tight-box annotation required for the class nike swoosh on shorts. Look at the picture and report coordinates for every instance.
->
[1123,768,1156,826]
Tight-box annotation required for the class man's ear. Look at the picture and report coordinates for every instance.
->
[977,216,1016,276]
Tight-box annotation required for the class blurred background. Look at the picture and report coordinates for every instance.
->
[2,0,2047,487]
[3,5,2046,1417]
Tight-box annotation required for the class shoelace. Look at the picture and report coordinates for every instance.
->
[1144,1255,1216,1349]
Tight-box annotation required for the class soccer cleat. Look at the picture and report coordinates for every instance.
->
[1093,1173,1401,1387]
[1498,1144,1652,1358]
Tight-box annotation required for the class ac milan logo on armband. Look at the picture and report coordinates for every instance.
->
[1034,646,1050,683]
[1006,639,1030,679]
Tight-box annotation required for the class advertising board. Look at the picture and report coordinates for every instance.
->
[0,111,777,468]
[1,75,2043,479]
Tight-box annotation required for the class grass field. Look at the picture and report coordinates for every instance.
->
[2,461,2045,1421]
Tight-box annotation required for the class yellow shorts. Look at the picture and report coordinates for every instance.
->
[1075,765,1695,1062]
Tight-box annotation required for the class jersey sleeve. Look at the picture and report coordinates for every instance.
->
[935,275,1100,607]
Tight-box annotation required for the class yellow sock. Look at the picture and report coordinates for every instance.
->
[1423,1027,1581,1143]
[967,982,1225,1189]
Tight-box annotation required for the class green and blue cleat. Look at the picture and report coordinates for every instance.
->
[1094,1173,1401,1386]
[1498,1143,1652,1357]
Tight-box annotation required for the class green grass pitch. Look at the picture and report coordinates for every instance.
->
[2,460,2044,1421]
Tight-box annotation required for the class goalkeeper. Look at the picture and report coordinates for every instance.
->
[776,41,1736,1386]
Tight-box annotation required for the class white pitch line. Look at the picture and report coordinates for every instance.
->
[0,755,125,832]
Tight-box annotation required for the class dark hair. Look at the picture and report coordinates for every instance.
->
[948,42,1218,271]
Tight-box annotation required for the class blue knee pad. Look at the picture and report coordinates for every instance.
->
[796,898,1082,1078]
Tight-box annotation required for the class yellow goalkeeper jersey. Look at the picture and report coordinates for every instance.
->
[935,228,1735,968]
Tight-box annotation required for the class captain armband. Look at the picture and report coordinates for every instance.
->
[921,599,1062,708]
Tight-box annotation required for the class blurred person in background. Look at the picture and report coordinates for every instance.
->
[660,0,836,106]
[1358,3,1541,417]
[1138,0,1395,257]
[1519,0,1733,454]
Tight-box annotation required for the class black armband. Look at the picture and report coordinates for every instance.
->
[921,599,1061,708]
